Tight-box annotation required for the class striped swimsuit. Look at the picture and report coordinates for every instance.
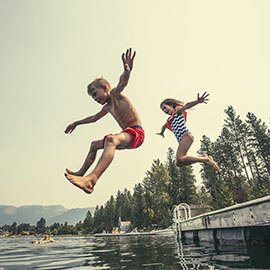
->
[166,110,189,142]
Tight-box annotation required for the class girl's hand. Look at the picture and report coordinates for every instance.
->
[156,132,164,138]
[65,122,77,134]
[197,92,209,104]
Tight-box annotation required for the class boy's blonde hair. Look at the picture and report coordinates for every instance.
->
[160,98,184,108]
[87,78,111,95]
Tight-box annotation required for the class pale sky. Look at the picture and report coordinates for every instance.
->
[1,0,269,209]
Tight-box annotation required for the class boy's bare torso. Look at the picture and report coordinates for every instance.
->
[104,90,142,130]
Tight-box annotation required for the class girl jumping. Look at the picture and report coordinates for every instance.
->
[157,92,220,171]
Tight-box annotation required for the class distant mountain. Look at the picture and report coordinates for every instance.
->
[0,205,95,226]
[47,207,95,225]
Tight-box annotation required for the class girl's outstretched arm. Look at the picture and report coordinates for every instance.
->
[177,92,209,113]
[156,123,167,137]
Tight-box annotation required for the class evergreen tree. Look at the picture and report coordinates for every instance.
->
[115,190,123,222]
[17,223,31,234]
[166,147,197,208]
[246,112,270,181]
[166,147,182,206]
[115,189,133,222]
[104,196,117,232]
[122,189,133,221]
[75,221,84,234]
[196,186,212,214]
[217,129,248,204]
[224,106,251,184]
[198,135,232,209]
[36,218,46,234]
[83,211,93,233]
[10,222,17,235]
[93,206,106,233]
[177,166,197,205]
[143,159,171,228]
[132,183,145,229]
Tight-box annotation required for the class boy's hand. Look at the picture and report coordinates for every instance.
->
[197,92,209,104]
[65,123,77,134]
[122,48,136,72]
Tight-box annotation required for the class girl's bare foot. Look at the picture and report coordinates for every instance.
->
[206,156,220,171]
[65,168,84,177]
[64,173,97,194]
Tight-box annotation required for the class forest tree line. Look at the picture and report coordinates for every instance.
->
[1,106,269,235]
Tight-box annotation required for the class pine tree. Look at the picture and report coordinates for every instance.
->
[143,159,171,228]
[115,190,123,221]
[36,218,46,234]
[83,211,93,233]
[10,222,17,235]
[166,147,197,206]
[166,147,182,206]
[224,106,252,185]
[132,183,145,229]
[198,135,232,209]
[246,112,270,179]
[121,189,133,221]
[104,196,117,232]
[246,112,270,195]
[93,206,106,233]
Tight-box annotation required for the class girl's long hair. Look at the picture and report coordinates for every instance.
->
[160,98,184,108]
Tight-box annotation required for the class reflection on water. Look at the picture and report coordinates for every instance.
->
[0,234,269,269]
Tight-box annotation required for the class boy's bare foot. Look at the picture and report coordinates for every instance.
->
[206,156,220,172]
[65,168,84,177]
[64,173,97,194]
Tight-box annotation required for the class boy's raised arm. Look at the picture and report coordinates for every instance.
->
[114,48,136,94]
[64,107,108,134]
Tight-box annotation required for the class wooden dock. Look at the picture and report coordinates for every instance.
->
[172,195,270,246]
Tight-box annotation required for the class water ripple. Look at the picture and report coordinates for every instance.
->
[0,235,270,269]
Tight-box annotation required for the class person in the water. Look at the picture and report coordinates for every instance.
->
[31,235,57,244]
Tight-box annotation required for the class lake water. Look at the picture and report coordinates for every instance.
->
[0,234,270,269]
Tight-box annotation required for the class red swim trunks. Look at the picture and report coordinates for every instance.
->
[103,125,145,150]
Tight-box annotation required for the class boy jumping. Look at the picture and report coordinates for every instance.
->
[64,48,144,194]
